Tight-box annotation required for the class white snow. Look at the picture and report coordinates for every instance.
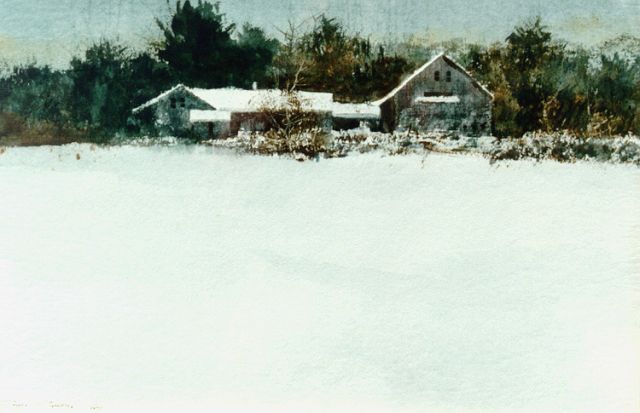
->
[415,95,461,104]
[189,109,232,123]
[189,88,334,112]
[132,85,335,114]
[332,102,381,119]
[0,145,638,413]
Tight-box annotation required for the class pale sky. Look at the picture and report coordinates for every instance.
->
[0,0,638,67]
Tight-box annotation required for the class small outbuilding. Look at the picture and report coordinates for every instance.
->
[331,102,381,131]
[132,85,334,139]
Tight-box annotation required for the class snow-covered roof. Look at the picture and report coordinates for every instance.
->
[132,84,187,113]
[373,53,493,106]
[189,110,232,123]
[415,95,461,104]
[132,85,334,114]
[332,102,381,119]
[190,88,334,112]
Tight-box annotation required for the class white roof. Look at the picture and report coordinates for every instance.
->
[190,88,334,112]
[332,102,381,119]
[373,53,493,105]
[189,110,232,123]
[415,95,461,104]
[132,84,186,113]
[132,85,334,114]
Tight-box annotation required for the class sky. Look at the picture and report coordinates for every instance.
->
[0,0,639,67]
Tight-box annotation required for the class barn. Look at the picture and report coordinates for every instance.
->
[374,53,493,136]
[132,85,334,139]
[132,53,491,139]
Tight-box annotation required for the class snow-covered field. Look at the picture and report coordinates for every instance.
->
[0,144,638,413]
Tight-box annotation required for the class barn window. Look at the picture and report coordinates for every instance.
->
[170,98,177,109]
[434,71,441,81]
[179,97,186,108]
[424,91,453,97]
[446,71,452,82]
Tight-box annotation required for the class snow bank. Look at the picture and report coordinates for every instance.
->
[204,130,640,165]
[0,145,638,413]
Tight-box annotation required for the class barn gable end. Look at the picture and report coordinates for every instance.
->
[132,84,218,137]
[376,53,493,136]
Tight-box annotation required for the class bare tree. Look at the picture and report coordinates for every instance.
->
[255,90,329,156]
[270,20,311,91]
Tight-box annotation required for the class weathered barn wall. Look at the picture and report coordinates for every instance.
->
[191,121,231,140]
[380,55,492,136]
[150,88,213,137]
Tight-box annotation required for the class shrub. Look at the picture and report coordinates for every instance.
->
[256,89,331,158]
[489,132,640,165]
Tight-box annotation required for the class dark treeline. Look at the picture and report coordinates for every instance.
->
[1,0,639,144]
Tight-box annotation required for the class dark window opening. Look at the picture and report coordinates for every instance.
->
[170,98,177,109]
[446,71,452,82]
[424,91,453,97]
[434,71,440,81]
[179,97,186,108]
[208,122,214,139]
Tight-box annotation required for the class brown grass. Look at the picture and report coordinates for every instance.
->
[0,112,91,146]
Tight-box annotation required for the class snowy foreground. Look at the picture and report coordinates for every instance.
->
[0,144,639,413]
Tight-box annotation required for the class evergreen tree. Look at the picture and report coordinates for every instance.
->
[503,17,565,133]
[154,1,278,88]
[236,24,280,89]
[0,64,72,124]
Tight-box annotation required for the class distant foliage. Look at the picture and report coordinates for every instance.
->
[236,24,281,88]
[503,18,564,133]
[0,41,174,144]
[0,64,72,124]
[68,41,135,136]
[271,15,409,101]
[466,18,640,137]
[154,0,278,89]
[68,41,174,138]
[590,53,640,135]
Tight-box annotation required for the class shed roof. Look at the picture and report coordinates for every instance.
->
[190,88,334,112]
[132,85,334,114]
[189,110,232,123]
[332,102,381,119]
